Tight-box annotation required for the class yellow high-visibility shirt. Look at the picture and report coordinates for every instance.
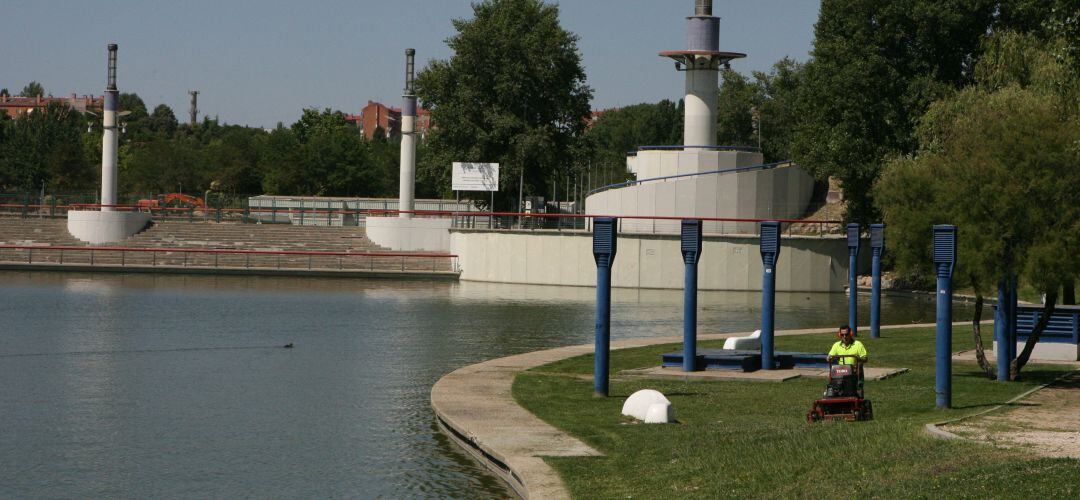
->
[828,340,867,365]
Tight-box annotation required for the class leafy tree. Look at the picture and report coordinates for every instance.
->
[416,0,592,208]
[0,102,92,191]
[875,32,1079,379]
[584,100,681,180]
[793,0,996,224]
[147,104,179,137]
[19,81,45,98]
[1,89,9,98]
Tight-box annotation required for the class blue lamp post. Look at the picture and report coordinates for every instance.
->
[592,217,617,397]
[995,279,1009,381]
[869,223,885,338]
[933,224,957,409]
[681,219,703,372]
[847,223,861,335]
[759,221,781,370]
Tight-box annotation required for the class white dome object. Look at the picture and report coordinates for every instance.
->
[644,402,674,423]
[723,329,762,350]
[622,389,672,422]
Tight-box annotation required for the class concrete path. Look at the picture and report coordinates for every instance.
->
[432,322,947,499]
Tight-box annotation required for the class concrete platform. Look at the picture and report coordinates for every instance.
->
[622,365,908,382]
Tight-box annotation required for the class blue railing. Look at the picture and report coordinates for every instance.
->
[627,145,762,155]
[586,159,797,197]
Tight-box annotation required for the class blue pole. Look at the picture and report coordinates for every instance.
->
[847,223,860,335]
[592,217,617,397]
[759,221,780,370]
[995,280,1009,381]
[761,260,776,369]
[933,224,956,409]
[936,272,953,408]
[595,264,611,395]
[870,249,882,338]
[1008,276,1018,372]
[683,260,698,371]
[870,222,885,338]
[681,219,703,372]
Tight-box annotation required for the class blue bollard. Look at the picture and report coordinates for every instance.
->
[847,223,861,335]
[933,224,957,409]
[592,217,618,397]
[759,221,781,370]
[869,223,885,338]
[995,280,1009,381]
[681,220,703,372]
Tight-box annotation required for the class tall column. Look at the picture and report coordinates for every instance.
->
[684,68,718,147]
[101,44,119,212]
[995,280,1009,381]
[933,224,957,409]
[759,221,781,370]
[681,220,703,372]
[847,223,861,335]
[660,0,744,148]
[399,48,417,219]
[592,218,618,397]
[870,223,885,338]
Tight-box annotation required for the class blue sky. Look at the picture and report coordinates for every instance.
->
[3,1,820,128]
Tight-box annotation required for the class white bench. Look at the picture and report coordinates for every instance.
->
[723,329,762,350]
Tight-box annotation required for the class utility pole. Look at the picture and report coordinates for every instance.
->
[188,90,199,128]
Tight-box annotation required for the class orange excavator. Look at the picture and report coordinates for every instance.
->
[137,193,205,211]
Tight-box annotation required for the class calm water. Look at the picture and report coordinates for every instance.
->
[0,272,976,498]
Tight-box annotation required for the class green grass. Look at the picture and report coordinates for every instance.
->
[512,327,1080,499]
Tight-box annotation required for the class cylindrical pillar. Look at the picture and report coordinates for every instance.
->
[398,112,416,219]
[869,223,885,338]
[759,221,780,370]
[847,223,861,335]
[681,220,703,372]
[995,280,1009,381]
[593,218,618,396]
[398,48,417,219]
[933,224,957,409]
[101,44,119,212]
[683,67,718,147]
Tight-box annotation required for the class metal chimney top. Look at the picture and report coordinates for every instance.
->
[404,48,416,96]
[695,0,713,16]
[106,43,118,91]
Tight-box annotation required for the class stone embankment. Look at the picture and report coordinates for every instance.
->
[0,218,457,277]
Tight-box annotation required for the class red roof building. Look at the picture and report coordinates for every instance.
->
[352,100,432,140]
[0,93,104,119]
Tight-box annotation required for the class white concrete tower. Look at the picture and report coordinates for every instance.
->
[398,48,417,219]
[101,43,120,211]
[660,0,745,147]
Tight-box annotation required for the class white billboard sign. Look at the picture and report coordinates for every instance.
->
[452,162,500,192]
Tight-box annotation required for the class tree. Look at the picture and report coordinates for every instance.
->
[1,89,9,98]
[19,81,45,98]
[584,100,681,181]
[147,104,179,137]
[416,0,592,208]
[875,32,1080,379]
[0,102,92,191]
[792,0,996,224]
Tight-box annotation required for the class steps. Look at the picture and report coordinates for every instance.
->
[0,217,456,274]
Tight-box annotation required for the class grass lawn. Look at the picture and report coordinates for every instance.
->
[512,326,1080,498]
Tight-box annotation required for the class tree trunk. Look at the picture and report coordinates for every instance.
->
[1064,279,1075,305]
[1010,291,1058,380]
[970,293,997,379]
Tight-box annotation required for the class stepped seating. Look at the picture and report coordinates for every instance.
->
[0,218,455,273]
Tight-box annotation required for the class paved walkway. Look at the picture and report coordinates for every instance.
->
[431,322,945,499]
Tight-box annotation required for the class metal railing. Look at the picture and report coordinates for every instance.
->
[0,245,458,273]
[587,159,797,198]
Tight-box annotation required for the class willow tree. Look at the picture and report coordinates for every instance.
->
[875,32,1080,379]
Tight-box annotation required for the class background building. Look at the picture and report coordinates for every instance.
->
[0,93,103,118]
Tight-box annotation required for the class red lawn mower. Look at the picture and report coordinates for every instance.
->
[807,355,873,423]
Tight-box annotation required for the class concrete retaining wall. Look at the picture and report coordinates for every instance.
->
[451,229,864,292]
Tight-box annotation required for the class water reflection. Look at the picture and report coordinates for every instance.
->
[0,271,976,498]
